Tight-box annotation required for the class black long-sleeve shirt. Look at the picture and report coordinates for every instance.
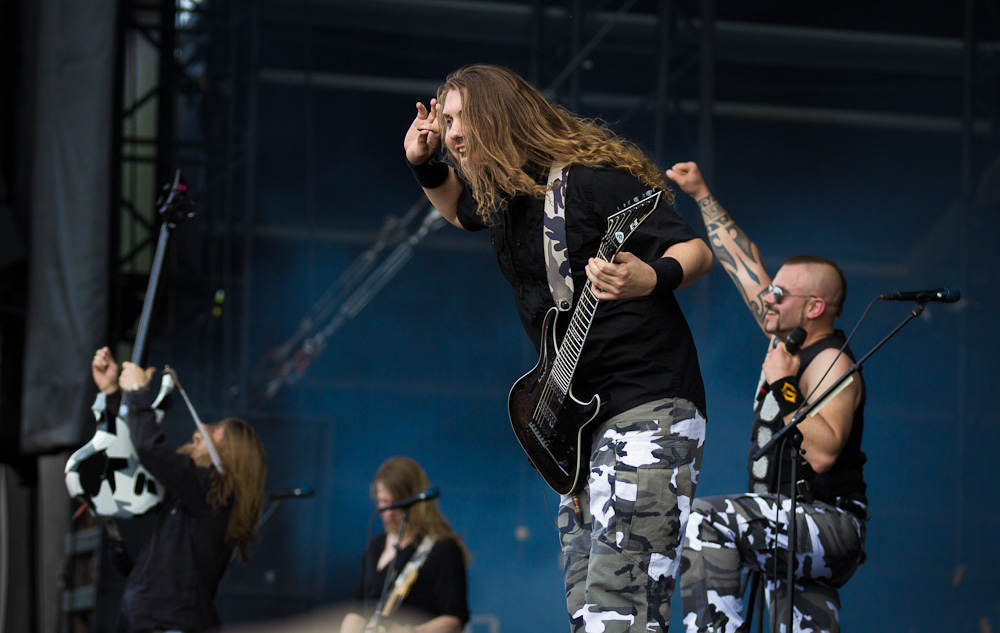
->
[456,165,707,418]
[116,387,233,633]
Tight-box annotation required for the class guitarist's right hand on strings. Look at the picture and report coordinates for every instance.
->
[586,252,657,301]
[119,362,156,393]
[92,347,120,395]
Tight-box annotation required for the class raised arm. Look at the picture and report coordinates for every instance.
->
[586,237,711,302]
[666,161,772,334]
[404,99,466,229]
[92,346,120,394]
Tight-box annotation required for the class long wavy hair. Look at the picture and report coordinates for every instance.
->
[436,64,671,224]
[207,417,268,563]
[373,456,470,564]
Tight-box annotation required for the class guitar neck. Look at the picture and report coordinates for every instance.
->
[547,239,615,395]
[544,190,660,398]
[129,169,193,365]
[130,222,173,365]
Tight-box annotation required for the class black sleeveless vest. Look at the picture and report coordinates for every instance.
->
[747,331,868,504]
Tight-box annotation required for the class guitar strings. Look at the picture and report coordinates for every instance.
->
[530,193,658,433]
[531,236,613,430]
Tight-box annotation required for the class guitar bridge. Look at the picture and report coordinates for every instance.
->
[527,420,570,477]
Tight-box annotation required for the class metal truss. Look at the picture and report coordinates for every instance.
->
[55,0,997,627]
[102,0,1000,418]
[63,2,213,631]
[113,0,213,355]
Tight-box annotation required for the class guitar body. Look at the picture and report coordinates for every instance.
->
[508,307,601,495]
[64,394,167,517]
[64,171,194,518]
[506,189,663,495]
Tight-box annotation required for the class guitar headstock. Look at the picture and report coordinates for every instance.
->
[155,169,196,227]
[605,189,662,249]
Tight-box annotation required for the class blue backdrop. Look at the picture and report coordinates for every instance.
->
[149,13,1000,631]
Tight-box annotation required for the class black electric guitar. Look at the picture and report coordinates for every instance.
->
[64,171,195,517]
[508,189,663,495]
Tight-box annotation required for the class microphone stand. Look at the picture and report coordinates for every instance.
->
[750,301,926,633]
[369,507,413,632]
[227,487,315,566]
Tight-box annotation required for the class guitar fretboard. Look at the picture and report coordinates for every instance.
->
[533,190,661,421]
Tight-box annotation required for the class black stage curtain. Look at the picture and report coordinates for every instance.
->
[0,0,27,465]
[4,1,117,627]
[18,0,116,455]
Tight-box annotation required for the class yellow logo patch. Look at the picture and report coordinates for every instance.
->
[780,382,799,403]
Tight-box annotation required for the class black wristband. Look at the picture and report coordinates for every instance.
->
[650,256,684,297]
[407,156,449,189]
[770,376,804,417]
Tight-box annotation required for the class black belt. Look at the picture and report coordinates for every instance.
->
[834,497,869,522]
[776,478,815,503]
[774,481,868,523]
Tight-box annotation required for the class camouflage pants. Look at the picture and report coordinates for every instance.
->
[559,398,706,633]
[680,494,866,633]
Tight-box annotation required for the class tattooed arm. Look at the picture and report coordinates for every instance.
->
[666,161,772,334]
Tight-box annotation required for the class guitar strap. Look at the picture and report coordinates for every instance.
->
[381,535,437,618]
[164,368,223,474]
[543,163,574,312]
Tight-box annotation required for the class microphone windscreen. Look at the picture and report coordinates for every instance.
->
[940,287,961,303]
[785,327,807,355]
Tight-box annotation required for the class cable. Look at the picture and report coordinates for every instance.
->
[764,296,880,631]
[791,296,879,418]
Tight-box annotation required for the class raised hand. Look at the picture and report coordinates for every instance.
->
[666,161,711,201]
[92,347,120,394]
[404,98,441,165]
[119,362,156,393]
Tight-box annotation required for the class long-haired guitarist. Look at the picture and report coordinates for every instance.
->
[91,347,268,633]
[339,456,470,633]
[403,64,712,632]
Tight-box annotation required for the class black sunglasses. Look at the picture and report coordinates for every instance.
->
[765,283,815,304]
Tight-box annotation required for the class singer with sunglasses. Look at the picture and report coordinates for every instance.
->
[339,456,470,633]
[667,163,868,633]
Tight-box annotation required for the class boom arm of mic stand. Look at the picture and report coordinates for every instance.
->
[227,486,315,565]
[752,301,926,461]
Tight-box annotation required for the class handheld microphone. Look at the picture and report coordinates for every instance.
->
[880,287,960,303]
[268,487,315,500]
[377,487,440,512]
[757,327,808,402]
[783,327,807,355]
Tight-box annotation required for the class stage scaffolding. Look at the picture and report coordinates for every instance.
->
[62,0,999,630]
